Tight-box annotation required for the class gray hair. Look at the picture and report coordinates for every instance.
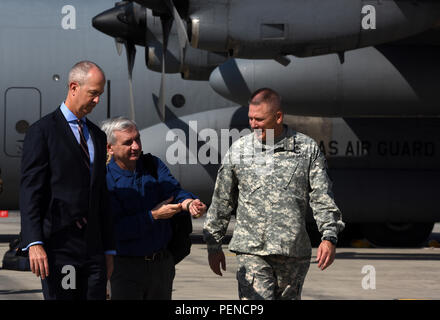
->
[68,60,105,86]
[101,116,138,145]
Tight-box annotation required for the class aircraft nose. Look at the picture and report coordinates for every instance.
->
[209,59,253,106]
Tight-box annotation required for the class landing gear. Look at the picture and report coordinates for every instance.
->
[361,223,434,247]
[307,222,435,247]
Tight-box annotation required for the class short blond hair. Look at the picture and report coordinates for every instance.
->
[248,88,282,112]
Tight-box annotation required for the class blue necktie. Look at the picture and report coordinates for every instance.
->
[76,120,90,170]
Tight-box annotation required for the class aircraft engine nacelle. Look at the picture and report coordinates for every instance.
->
[146,10,228,81]
[188,0,440,59]
[210,45,440,117]
[146,43,228,80]
[180,48,228,81]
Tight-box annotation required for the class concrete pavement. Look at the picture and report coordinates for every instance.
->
[1,211,439,300]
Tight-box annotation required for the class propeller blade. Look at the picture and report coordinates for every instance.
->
[125,41,137,120]
[130,0,168,14]
[115,39,123,56]
[157,16,173,122]
[170,0,187,69]
[158,55,166,121]
[164,0,189,49]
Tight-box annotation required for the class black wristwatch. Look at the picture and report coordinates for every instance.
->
[323,236,337,245]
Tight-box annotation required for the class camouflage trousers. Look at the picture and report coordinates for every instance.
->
[236,253,311,300]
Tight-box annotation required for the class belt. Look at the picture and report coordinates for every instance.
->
[75,217,88,230]
[119,250,167,262]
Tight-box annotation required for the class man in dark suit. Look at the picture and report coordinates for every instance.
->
[20,61,115,300]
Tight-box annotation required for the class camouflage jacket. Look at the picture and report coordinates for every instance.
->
[203,126,344,258]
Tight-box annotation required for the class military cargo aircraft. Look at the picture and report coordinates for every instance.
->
[1,0,439,247]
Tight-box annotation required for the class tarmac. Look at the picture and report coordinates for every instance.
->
[1,211,440,300]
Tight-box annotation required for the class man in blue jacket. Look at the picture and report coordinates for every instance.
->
[101,116,207,300]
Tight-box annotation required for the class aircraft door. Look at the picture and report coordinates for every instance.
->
[4,87,41,158]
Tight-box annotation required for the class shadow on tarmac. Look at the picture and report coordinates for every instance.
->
[0,289,42,296]
[333,252,440,261]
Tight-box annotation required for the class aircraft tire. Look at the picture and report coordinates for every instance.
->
[0,168,3,194]
[361,222,434,247]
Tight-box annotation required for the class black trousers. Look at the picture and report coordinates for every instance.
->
[41,224,107,300]
[110,250,175,300]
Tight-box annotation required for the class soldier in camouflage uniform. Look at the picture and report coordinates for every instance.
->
[203,88,344,300]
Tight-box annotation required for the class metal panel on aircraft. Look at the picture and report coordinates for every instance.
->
[4,87,41,157]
